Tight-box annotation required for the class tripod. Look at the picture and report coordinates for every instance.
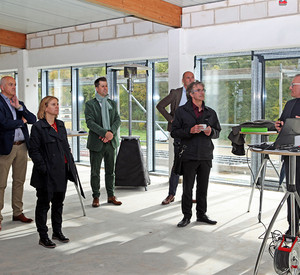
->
[248,153,282,222]
[246,131,280,222]
[254,153,300,275]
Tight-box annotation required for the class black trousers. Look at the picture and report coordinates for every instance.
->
[35,189,66,239]
[181,159,212,220]
[284,156,300,233]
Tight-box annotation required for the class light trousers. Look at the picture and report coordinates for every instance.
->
[0,143,28,221]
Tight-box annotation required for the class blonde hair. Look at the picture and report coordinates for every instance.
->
[37,96,59,119]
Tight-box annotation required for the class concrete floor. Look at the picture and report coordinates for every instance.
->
[0,161,291,275]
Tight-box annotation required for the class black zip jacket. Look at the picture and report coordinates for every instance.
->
[171,100,221,161]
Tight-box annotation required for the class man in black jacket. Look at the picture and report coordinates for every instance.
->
[171,81,221,227]
[275,74,300,235]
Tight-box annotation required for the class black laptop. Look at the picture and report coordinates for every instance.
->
[250,118,300,150]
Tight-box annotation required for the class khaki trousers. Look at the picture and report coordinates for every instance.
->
[0,143,28,221]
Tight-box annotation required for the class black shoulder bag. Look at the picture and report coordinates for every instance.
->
[173,144,186,176]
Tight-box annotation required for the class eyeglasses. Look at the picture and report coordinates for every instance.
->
[290,83,300,88]
[193,89,206,93]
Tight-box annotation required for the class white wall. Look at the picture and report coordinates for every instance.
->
[1,12,300,73]
[27,32,169,69]
[185,14,300,56]
[0,52,19,72]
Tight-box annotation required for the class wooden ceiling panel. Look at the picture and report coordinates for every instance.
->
[85,0,182,27]
[0,29,26,49]
[0,0,184,49]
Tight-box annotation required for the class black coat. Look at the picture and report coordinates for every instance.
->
[29,118,79,194]
[171,100,221,161]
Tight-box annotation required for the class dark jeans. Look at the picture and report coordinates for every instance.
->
[35,189,66,239]
[169,170,180,196]
[181,159,212,219]
[168,138,180,196]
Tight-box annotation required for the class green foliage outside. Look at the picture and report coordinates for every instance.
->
[41,58,299,146]
[203,56,299,143]
[265,59,298,121]
[119,127,147,145]
[48,69,72,107]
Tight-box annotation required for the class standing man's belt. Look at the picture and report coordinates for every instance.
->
[13,141,25,145]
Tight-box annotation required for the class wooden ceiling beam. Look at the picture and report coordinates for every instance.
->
[0,29,26,49]
[85,0,182,27]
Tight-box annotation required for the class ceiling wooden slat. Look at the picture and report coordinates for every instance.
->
[0,29,26,49]
[85,0,182,27]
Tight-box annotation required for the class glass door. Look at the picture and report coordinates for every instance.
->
[198,55,252,185]
[263,57,300,183]
[265,59,300,122]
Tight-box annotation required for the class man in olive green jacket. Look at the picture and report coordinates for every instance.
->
[85,77,122,207]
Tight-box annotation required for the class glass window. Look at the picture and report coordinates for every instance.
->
[200,55,252,184]
[265,59,300,122]
[46,68,77,158]
[154,61,169,173]
[116,67,147,142]
[77,66,106,163]
[263,58,300,183]
[47,68,72,129]
[37,52,300,187]
[38,70,42,103]
[0,72,15,78]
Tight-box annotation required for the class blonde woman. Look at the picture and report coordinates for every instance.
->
[29,96,78,248]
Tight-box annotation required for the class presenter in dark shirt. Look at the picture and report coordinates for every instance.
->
[275,74,300,235]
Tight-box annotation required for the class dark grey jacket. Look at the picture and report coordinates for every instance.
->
[171,100,221,161]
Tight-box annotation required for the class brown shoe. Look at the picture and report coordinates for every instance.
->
[162,195,175,205]
[0,220,2,231]
[92,197,100,207]
[107,196,122,205]
[12,213,33,223]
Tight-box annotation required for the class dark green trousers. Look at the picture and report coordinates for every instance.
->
[89,143,116,198]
